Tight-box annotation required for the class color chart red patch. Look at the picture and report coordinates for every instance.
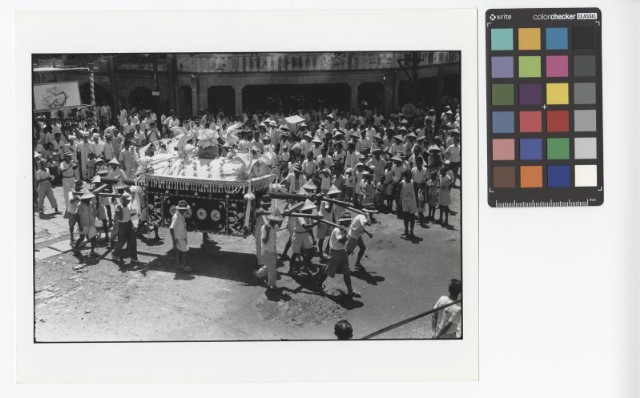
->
[486,8,603,207]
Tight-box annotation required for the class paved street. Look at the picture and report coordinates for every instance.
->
[34,185,461,341]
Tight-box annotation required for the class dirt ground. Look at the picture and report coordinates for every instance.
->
[34,189,461,342]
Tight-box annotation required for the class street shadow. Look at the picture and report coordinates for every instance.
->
[350,267,385,285]
[265,288,292,302]
[141,246,259,285]
[401,235,424,244]
[138,235,165,247]
[37,213,57,220]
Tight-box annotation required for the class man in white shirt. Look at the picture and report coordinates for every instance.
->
[122,117,136,135]
[314,212,360,297]
[256,209,284,290]
[59,152,77,215]
[118,105,128,126]
[432,279,462,339]
[90,133,104,157]
[102,132,116,161]
[170,200,191,272]
[163,109,180,130]
[112,192,139,264]
[445,136,461,184]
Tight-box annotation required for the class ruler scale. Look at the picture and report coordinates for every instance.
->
[486,8,603,207]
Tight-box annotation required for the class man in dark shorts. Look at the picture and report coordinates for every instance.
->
[314,212,360,297]
[345,212,373,270]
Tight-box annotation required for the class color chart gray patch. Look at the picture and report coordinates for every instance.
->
[574,110,597,132]
[574,55,596,77]
[574,83,596,104]
[486,8,603,207]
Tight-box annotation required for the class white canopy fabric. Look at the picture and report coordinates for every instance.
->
[284,115,305,124]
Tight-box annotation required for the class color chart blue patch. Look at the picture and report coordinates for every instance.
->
[486,8,603,207]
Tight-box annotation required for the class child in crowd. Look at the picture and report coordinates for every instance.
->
[427,171,439,222]
[86,153,97,179]
[344,168,355,205]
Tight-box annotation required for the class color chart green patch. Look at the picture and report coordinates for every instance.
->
[486,8,603,207]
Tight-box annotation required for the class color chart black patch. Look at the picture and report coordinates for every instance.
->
[486,8,603,207]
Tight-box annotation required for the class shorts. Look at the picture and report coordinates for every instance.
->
[346,236,364,254]
[68,213,78,228]
[324,249,349,277]
[81,225,97,239]
[291,231,313,254]
[316,222,332,240]
[176,238,189,252]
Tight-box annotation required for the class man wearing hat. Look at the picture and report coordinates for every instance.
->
[300,131,313,157]
[112,192,139,264]
[59,151,78,215]
[253,194,272,269]
[283,163,306,194]
[289,199,318,276]
[315,122,329,141]
[67,180,84,244]
[255,208,284,290]
[316,184,341,262]
[170,200,191,272]
[107,158,127,180]
[73,189,98,258]
[35,158,59,215]
[313,212,360,297]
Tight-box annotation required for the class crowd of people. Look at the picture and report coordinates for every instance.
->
[33,99,462,337]
[32,100,461,271]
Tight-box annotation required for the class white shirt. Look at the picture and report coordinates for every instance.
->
[67,192,80,214]
[446,144,461,163]
[329,227,347,251]
[433,296,462,337]
[412,167,428,184]
[170,211,187,239]
[347,214,368,240]
[260,224,278,254]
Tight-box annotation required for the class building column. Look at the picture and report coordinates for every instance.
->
[436,66,445,107]
[234,85,244,117]
[199,78,208,111]
[108,56,120,119]
[350,82,359,111]
[383,72,395,114]
[191,77,199,118]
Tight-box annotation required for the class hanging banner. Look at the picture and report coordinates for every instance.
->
[33,81,81,112]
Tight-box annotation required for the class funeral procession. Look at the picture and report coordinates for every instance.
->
[32,52,462,341]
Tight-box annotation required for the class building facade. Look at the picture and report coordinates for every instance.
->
[33,52,460,119]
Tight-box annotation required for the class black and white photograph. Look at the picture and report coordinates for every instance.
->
[31,51,463,342]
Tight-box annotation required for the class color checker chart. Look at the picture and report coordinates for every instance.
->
[486,8,603,207]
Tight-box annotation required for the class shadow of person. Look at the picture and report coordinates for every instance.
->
[141,247,259,285]
[442,224,457,231]
[265,288,292,302]
[173,271,195,281]
[139,236,164,247]
[350,267,385,285]
[327,291,364,310]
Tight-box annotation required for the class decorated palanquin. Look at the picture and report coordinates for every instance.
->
[136,138,275,237]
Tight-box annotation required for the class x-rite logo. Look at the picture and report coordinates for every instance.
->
[489,14,496,21]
